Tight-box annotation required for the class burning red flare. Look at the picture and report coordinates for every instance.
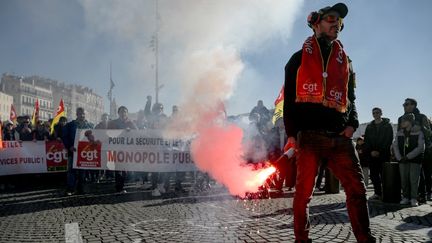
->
[246,166,276,188]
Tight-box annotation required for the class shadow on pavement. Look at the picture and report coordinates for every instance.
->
[0,181,235,218]
[250,201,351,225]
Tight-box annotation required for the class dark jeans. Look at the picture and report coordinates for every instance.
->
[369,157,384,196]
[67,156,84,193]
[294,131,375,243]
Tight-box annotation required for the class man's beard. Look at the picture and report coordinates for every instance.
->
[320,30,338,43]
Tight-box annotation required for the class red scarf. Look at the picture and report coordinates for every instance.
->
[295,36,349,113]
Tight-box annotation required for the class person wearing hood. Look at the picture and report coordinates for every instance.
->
[393,113,425,206]
[364,107,394,200]
[397,98,432,203]
[2,120,18,141]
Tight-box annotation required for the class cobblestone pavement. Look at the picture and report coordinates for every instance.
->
[0,180,431,243]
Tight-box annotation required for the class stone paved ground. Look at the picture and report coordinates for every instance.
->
[0,178,431,243]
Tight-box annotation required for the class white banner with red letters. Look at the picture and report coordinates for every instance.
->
[0,140,68,176]
[72,129,198,172]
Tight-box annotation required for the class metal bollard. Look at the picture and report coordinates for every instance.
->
[324,168,340,194]
[382,162,401,203]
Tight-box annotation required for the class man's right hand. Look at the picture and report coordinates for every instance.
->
[284,136,297,152]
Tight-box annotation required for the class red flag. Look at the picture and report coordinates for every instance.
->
[31,99,40,127]
[10,104,17,125]
[50,98,66,134]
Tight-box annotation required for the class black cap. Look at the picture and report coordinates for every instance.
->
[318,3,348,18]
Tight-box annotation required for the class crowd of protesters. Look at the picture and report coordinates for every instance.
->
[1,96,431,205]
[0,95,208,196]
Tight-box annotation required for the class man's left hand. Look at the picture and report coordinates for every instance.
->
[340,126,355,138]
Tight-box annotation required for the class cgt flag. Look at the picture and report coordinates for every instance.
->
[31,99,40,127]
[10,104,17,125]
[272,85,284,124]
[50,98,66,134]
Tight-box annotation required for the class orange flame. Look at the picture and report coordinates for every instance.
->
[245,166,276,188]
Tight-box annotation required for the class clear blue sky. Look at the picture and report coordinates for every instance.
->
[0,0,431,124]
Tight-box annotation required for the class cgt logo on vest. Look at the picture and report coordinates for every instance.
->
[329,88,343,101]
[77,141,102,168]
[303,83,318,93]
[45,140,68,170]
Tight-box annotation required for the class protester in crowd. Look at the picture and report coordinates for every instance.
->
[108,106,137,193]
[52,116,67,141]
[62,107,94,196]
[32,120,50,141]
[364,107,394,200]
[16,115,33,141]
[356,136,370,188]
[282,3,375,242]
[45,120,52,138]
[244,113,268,164]
[0,120,17,191]
[397,98,432,203]
[148,102,168,129]
[95,113,109,129]
[393,113,425,206]
[94,113,110,181]
[135,110,147,130]
[2,120,17,141]
[146,103,169,196]
[249,100,271,125]
[169,105,186,193]
[144,95,152,120]
[249,100,271,134]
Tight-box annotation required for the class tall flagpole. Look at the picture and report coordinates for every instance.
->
[154,0,164,104]
[108,62,115,119]
[155,0,159,104]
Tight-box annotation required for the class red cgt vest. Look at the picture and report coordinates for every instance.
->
[295,36,349,113]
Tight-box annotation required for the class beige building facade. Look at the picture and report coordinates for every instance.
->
[0,91,13,122]
[1,73,104,125]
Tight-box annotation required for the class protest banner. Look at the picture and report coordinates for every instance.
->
[0,140,67,176]
[73,129,197,172]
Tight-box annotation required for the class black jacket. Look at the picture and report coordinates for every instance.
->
[355,143,370,167]
[392,125,424,164]
[364,118,394,161]
[397,108,431,148]
[283,37,358,138]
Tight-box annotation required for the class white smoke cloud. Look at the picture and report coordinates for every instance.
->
[78,0,304,113]
[79,0,304,196]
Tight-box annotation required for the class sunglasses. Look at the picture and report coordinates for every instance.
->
[372,111,381,115]
[403,103,414,107]
[322,15,341,23]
